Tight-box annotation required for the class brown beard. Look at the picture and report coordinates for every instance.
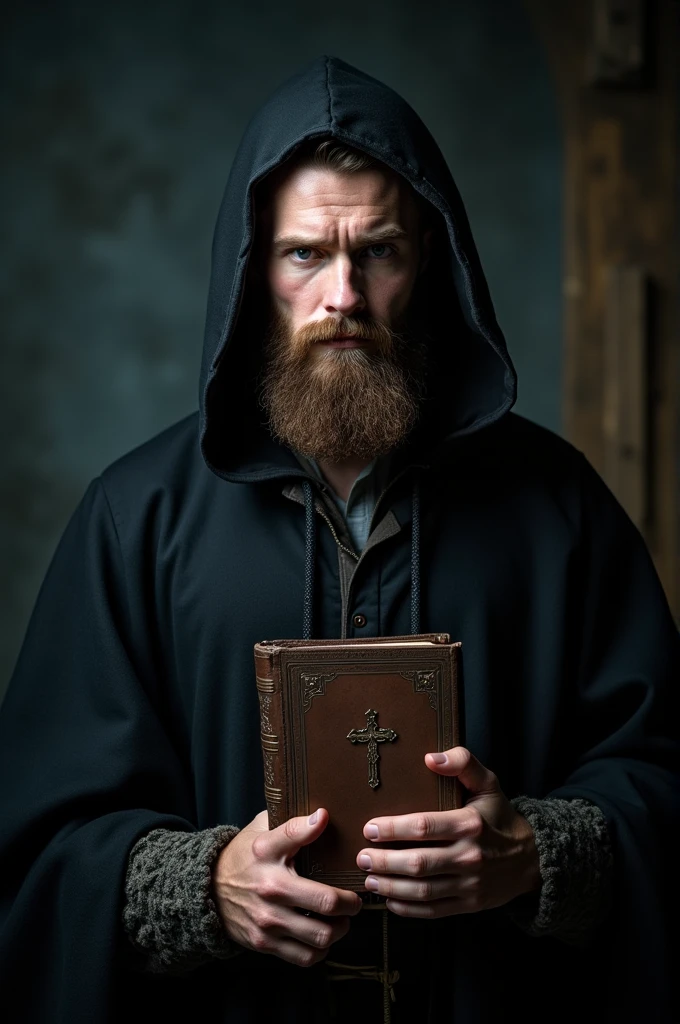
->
[257,309,428,462]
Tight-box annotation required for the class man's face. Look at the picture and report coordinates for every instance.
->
[255,161,433,462]
[261,164,428,353]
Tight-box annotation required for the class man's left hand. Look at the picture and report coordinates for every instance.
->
[356,747,541,918]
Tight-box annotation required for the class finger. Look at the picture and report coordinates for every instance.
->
[253,866,362,917]
[364,873,460,902]
[248,907,352,965]
[357,840,481,878]
[288,877,363,917]
[284,909,352,949]
[254,808,329,861]
[386,896,476,919]
[250,809,270,832]
[424,747,499,795]
[262,936,329,968]
[363,807,482,843]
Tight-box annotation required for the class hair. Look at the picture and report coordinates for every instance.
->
[303,138,379,175]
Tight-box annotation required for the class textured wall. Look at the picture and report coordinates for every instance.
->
[1,0,561,698]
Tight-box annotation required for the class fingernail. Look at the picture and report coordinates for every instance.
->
[429,752,447,764]
[308,810,318,825]
[365,876,379,891]
[365,824,379,839]
[358,854,372,870]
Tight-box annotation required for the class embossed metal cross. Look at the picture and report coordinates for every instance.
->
[346,709,398,789]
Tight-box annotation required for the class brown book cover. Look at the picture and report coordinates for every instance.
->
[253,633,463,893]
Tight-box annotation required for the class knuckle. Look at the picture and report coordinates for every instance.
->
[253,908,279,932]
[312,925,333,949]
[284,817,301,841]
[460,846,483,867]
[407,851,429,876]
[258,878,283,902]
[298,948,318,968]
[316,891,338,917]
[465,809,483,837]
[249,930,272,952]
[411,814,433,840]
[416,880,432,900]
[251,834,270,861]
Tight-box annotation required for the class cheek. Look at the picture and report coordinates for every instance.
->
[369,267,418,313]
[268,265,313,311]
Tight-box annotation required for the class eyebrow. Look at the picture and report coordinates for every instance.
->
[272,225,409,250]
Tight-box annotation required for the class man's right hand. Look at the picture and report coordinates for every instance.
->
[212,807,362,967]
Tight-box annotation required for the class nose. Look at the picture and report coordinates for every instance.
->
[322,255,366,318]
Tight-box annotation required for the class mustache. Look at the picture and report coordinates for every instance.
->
[283,315,403,358]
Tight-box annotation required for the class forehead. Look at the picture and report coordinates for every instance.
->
[260,163,420,230]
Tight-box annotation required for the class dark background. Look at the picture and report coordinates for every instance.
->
[1,0,562,700]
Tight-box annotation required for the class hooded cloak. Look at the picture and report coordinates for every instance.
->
[0,55,678,1023]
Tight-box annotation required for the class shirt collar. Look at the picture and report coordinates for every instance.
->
[290,450,392,512]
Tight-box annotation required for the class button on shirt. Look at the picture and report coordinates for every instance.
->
[293,452,392,554]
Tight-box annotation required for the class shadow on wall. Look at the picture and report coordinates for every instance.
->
[0,0,561,701]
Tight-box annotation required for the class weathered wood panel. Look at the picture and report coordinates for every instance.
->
[523,0,679,618]
[602,265,648,528]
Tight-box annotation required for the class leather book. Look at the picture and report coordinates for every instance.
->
[253,633,462,893]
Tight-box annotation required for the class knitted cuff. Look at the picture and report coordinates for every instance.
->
[122,825,241,974]
[507,797,613,947]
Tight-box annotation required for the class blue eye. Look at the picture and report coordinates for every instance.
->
[364,243,395,260]
[288,244,395,263]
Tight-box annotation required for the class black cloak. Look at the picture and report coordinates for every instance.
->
[0,55,678,1024]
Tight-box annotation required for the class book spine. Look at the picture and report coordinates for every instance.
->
[254,645,286,830]
[450,644,464,810]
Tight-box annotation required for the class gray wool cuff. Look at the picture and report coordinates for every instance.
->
[507,796,614,947]
[122,825,242,974]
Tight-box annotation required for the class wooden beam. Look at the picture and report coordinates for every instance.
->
[522,0,679,619]
[602,265,648,528]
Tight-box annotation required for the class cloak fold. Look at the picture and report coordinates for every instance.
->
[0,479,199,1021]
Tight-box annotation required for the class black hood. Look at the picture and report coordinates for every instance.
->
[199,55,517,483]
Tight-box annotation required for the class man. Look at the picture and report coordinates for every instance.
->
[0,55,677,1024]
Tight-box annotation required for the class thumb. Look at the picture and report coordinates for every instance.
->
[425,747,500,796]
[250,809,270,832]
[265,807,330,860]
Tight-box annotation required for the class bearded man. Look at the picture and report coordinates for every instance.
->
[0,56,677,1024]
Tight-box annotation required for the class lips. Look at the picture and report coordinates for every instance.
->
[322,337,369,348]
[312,333,370,347]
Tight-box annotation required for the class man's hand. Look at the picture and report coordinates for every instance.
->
[355,747,541,918]
[213,808,362,966]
